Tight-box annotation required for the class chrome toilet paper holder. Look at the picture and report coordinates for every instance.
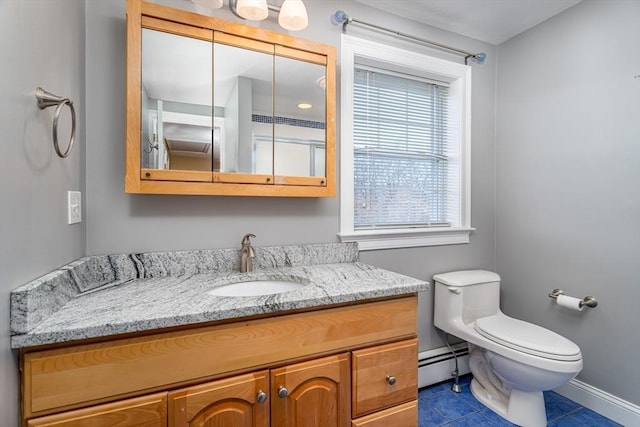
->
[548,289,598,308]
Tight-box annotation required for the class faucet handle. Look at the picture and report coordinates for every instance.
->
[241,233,256,245]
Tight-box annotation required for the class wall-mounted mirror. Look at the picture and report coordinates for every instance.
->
[127,0,335,196]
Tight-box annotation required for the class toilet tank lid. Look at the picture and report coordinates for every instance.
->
[433,270,500,286]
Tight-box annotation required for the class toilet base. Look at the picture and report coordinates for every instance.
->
[470,378,547,427]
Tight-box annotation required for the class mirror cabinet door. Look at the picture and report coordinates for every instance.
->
[273,49,327,186]
[141,21,214,182]
[214,33,274,185]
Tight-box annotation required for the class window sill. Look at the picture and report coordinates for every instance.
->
[338,227,475,251]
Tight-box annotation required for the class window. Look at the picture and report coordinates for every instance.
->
[339,35,473,250]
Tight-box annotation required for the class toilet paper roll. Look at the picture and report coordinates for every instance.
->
[556,294,584,311]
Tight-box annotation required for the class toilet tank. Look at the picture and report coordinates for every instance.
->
[434,270,501,327]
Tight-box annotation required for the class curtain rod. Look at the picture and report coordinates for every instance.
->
[331,10,486,65]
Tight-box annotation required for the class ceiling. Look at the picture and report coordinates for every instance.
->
[351,0,582,45]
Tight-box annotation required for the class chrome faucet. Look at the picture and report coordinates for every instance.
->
[240,233,256,273]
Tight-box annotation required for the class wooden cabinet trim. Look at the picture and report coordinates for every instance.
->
[141,16,213,41]
[274,175,326,187]
[275,45,326,65]
[215,31,275,54]
[131,179,335,197]
[125,0,143,194]
[214,172,274,185]
[141,168,212,182]
[23,297,417,418]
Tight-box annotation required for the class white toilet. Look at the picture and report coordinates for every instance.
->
[433,270,582,427]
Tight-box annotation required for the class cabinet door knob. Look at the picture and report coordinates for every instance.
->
[386,375,397,386]
[256,390,267,404]
[278,386,289,398]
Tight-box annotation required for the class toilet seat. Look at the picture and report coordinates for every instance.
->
[474,313,581,362]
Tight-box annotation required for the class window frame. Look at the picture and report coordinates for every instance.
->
[338,35,474,250]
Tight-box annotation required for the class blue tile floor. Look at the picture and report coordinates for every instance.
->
[418,374,622,426]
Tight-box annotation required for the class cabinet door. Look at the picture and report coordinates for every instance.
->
[28,393,167,427]
[168,371,269,427]
[271,353,350,427]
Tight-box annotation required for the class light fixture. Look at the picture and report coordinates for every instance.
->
[278,0,308,31]
[235,0,269,21]
[190,0,223,10]
[297,103,312,110]
[227,0,309,31]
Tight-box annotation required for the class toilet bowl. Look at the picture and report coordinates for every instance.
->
[433,270,582,427]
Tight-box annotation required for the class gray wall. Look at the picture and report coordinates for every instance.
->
[1,0,496,422]
[85,0,497,352]
[496,0,640,405]
[0,0,86,424]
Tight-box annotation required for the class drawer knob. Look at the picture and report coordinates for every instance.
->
[256,390,267,404]
[386,375,397,386]
[278,386,289,398]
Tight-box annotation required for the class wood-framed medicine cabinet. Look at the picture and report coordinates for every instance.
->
[125,0,336,197]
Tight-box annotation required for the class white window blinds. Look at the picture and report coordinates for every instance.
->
[353,67,452,229]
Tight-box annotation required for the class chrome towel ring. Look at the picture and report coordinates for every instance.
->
[35,87,76,158]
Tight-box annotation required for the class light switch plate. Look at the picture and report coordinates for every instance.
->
[67,191,81,225]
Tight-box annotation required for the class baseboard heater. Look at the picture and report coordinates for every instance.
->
[418,342,471,389]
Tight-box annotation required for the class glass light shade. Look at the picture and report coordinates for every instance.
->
[236,0,269,21]
[278,0,308,31]
[191,0,223,9]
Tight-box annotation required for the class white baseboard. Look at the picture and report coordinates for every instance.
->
[418,345,470,389]
[554,378,640,426]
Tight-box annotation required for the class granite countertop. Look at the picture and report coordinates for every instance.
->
[10,243,429,349]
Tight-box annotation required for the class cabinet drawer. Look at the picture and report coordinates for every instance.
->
[351,400,417,427]
[27,393,167,427]
[351,339,418,417]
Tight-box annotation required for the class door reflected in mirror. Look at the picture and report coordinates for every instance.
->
[273,56,326,178]
[214,40,273,176]
[141,28,214,172]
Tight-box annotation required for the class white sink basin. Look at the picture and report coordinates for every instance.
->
[207,280,306,297]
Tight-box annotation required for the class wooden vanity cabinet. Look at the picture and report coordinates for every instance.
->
[21,297,418,427]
